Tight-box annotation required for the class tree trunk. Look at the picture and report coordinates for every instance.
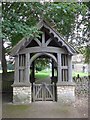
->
[0,40,2,61]
[88,61,90,78]
[1,40,7,73]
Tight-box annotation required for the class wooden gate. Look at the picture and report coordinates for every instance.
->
[32,83,55,102]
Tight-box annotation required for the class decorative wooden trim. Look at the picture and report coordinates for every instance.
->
[68,55,72,82]
[30,52,57,66]
[42,32,45,47]
[10,38,28,56]
[14,55,19,83]
[44,24,73,55]
[18,66,25,69]
[10,19,77,56]
[34,38,42,46]
[61,66,68,69]
[46,38,52,46]
[36,20,44,29]
[19,46,65,54]
[57,53,62,84]
[25,53,30,83]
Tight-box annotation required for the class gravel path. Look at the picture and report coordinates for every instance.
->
[2,98,88,118]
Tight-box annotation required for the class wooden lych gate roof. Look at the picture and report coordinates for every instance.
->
[10,19,77,56]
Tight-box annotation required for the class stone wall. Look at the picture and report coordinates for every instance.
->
[12,77,89,104]
[13,86,31,104]
[57,76,89,104]
[57,85,75,104]
[73,76,89,97]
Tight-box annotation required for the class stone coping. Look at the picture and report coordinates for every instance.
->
[11,82,31,87]
[57,82,76,86]
[11,82,75,87]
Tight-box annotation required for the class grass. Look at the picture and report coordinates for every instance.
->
[0,69,88,81]
[0,70,14,73]
[7,104,29,110]
[35,70,88,80]
[35,71,50,79]
[2,104,30,118]
[72,72,88,77]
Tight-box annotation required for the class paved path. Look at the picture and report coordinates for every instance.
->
[2,100,88,118]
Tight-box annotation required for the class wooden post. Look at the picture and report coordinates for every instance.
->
[51,59,54,84]
[30,61,35,83]
[20,70,23,83]
[57,53,62,84]
[42,32,45,47]
[25,53,30,83]
[53,83,55,101]
[52,59,54,78]
[54,82,57,101]
[33,83,35,102]
[31,83,33,102]
[68,55,72,82]
[14,55,19,84]
[32,61,35,79]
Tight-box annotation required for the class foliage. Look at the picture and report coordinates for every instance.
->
[2,2,41,46]
[45,2,87,37]
[35,58,50,71]
[2,2,88,46]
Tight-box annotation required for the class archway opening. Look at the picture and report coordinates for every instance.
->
[30,53,58,84]
[29,53,58,102]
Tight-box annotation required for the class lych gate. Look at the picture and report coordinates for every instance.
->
[10,19,77,103]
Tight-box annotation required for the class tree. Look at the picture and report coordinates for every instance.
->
[2,2,87,44]
[2,40,7,73]
[79,2,90,76]
[2,2,88,73]
[35,57,50,71]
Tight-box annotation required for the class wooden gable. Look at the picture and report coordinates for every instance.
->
[10,19,77,56]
